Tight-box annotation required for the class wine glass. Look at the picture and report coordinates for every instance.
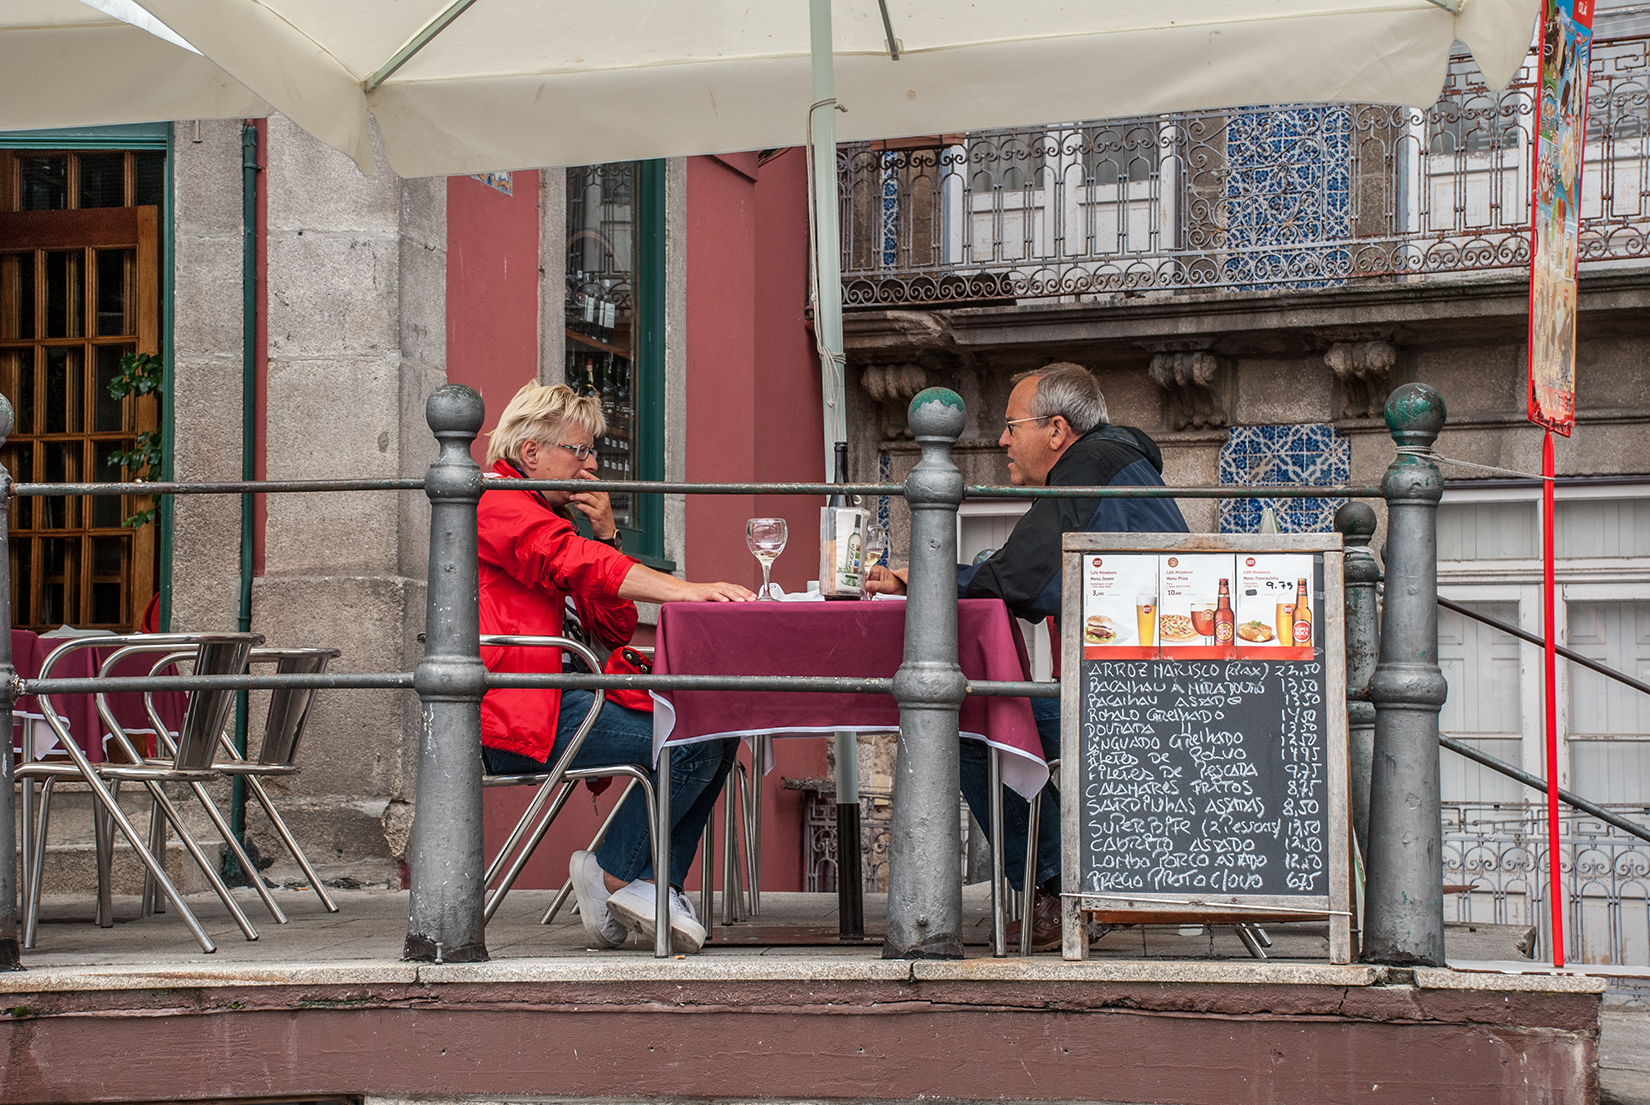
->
[746,517,787,600]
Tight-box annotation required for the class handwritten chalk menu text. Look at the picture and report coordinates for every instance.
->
[1080,657,1328,897]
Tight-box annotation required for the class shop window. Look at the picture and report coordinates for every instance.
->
[565,160,668,566]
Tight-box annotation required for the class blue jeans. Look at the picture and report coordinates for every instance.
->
[482,689,737,888]
[958,696,1061,892]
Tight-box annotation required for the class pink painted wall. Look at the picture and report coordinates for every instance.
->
[686,150,830,897]
[447,171,541,464]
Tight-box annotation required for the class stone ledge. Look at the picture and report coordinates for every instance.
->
[2,955,1611,996]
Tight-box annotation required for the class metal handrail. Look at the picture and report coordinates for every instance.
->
[1438,734,1650,846]
[1438,596,1650,700]
[7,478,1385,499]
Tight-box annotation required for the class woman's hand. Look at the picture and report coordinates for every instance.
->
[864,565,909,595]
[618,563,757,603]
[680,581,757,602]
[568,469,617,539]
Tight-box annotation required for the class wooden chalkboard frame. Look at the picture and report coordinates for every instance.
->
[1059,532,1351,963]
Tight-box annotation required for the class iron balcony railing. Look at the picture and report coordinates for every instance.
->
[839,34,1650,307]
[1443,802,1650,967]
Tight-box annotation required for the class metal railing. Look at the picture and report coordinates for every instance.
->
[1443,802,1650,966]
[839,35,1650,307]
[0,380,1475,970]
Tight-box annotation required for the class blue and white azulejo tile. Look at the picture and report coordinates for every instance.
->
[1218,424,1349,534]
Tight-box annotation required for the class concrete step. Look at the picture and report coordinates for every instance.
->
[20,838,214,897]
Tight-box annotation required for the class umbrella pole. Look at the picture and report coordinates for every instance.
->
[808,0,863,941]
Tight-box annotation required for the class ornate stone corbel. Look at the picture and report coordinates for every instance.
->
[860,363,930,439]
[1147,350,1228,431]
[1325,340,1397,419]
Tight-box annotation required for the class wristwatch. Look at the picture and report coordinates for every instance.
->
[595,531,623,552]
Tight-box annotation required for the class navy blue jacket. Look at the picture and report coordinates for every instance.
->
[960,424,1189,623]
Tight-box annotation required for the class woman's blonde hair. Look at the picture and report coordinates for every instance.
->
[485,382,606,466]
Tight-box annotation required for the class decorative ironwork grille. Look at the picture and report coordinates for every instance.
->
[1443,802,1650,966]
[840,36,1650,307]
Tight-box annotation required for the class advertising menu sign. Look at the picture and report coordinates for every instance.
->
[1061,533,1351,965]
[1159,553,1237,659]
[1235,553,1316,659]
[1081,554,1159,660]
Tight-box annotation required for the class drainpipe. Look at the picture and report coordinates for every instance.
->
[226,120,261,881]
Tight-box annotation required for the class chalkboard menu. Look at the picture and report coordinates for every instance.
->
[1080,657,1328,898]
[1060,534,1351,963]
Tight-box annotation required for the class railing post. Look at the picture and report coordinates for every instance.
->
[0,395,19,970]
[405,384,489,963]
[1363,383,1449,966]
[883,387,967,960]
[1335,501,1381,862]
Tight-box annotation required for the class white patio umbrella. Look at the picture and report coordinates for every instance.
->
[0,2,267,131]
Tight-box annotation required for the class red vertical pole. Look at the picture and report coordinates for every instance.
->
[1542,430,1565,966]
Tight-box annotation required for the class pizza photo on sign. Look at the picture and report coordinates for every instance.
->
[1158,613,1198,643]
[1158,552,1237,658]
[1081,553,1158,659]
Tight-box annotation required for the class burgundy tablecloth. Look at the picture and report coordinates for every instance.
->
[12,633,187,764]
[652,598,1048,799]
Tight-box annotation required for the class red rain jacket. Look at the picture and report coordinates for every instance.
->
[478,460,638,762]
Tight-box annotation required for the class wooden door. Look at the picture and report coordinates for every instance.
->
[0,202,160,631]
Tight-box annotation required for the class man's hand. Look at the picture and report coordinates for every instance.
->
[864,565,909,595]
[681,581,757,602]
[569,470,617,539]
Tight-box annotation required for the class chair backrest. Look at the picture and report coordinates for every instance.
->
[173,637,258,770]
[252,647,340,766]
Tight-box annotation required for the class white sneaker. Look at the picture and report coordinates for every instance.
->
[568,850,628,948]
[607,879,707,954]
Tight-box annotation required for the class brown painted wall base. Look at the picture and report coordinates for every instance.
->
[0,976,1599,1105]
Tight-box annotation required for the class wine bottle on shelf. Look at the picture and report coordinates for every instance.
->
[820,442,868,599]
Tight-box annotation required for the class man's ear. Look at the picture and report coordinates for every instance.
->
[518,439,540,469]
[1050,416,1076,448]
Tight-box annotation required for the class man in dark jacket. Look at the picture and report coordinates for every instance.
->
[869,363,1188,950]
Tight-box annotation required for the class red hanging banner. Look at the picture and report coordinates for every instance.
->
[1527,0,1595,435]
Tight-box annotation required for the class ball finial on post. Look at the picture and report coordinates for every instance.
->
[426,384,486,441]
[1383,383,1446,450]
[1334,501,1378,546]
[907,387,966,443]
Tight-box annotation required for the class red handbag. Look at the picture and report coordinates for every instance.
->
[601,646,655,713]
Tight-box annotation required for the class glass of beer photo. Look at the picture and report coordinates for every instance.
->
[1135,592,1157,646]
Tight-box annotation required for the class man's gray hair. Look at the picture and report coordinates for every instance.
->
[1024,363,1108,435]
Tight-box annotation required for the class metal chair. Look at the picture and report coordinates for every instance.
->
[19,632,264,953]
[87,642,289,928]
[476,634,665,952]
[137,645,344,914]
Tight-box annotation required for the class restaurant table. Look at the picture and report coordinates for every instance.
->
[651,596,1048,796]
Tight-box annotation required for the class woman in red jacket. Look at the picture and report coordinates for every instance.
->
[479,382,752,953]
